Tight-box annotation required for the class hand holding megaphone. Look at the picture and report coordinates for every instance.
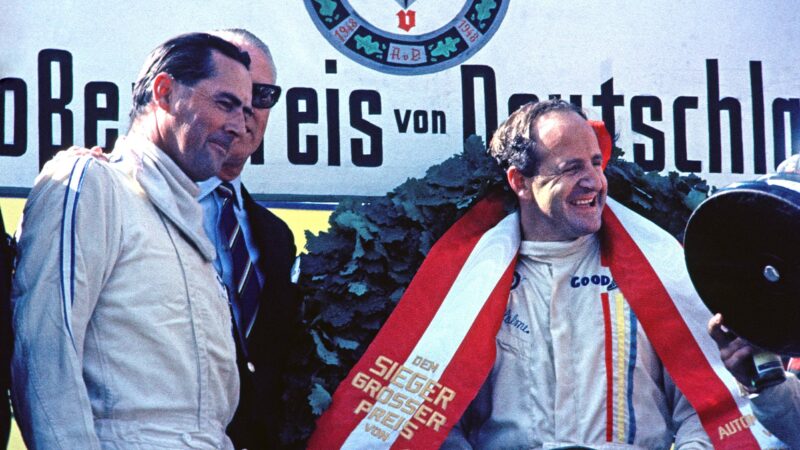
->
[708,313,786,393]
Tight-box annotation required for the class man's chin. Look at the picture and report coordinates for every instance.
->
[190,167,220,182]
[586,220,603,235]
[570,216,603,237]
[218,164,244,182]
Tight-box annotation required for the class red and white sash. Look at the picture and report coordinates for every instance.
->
[308,193,519,450]
[601,198,782,449]
[309,122,784,449]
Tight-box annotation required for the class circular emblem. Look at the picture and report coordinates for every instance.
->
[304,0,509,75]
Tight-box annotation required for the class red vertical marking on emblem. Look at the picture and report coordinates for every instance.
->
[396,9,416,32]
[601,292,614,442]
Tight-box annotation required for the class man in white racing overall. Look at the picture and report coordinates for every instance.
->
[443,99,711,449]
[12,32,252,449]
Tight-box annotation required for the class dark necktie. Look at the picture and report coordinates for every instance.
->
[216,182,261,352]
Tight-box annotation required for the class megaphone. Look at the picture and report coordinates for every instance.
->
[684,174,800,357]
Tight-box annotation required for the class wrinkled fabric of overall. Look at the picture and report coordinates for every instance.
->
[11,134,239,449]
[444,234,710,450]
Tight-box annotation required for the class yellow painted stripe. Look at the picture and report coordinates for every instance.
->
[0,197,25,236]
[269,207,332,255]
[1,198,333,256]
[614,292,628,442]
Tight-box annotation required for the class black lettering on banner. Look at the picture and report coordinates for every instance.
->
[673,96,701,173]
[706,59,743,174]
[495,60,788,179]
[750,61,767,174]
[592,78,624,140]
[396,110,446,134]
[38,49,74,169]
[394,109,412,133]
[349,89,382,167]
[0,77,27,156]
[431,110,446,134]
[7,51,797,185]
[84,81,119,151]
[508,94,538,116]
[461,65,498,141]
[325,59,341,166]
[251,140,265,165]
[631,95,665,171]
[327,88,341,166]
[286,87,319,165]
[772,98,800,168]
[413,110,427,133]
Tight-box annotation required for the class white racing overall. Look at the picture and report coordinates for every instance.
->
[444,234,711,449]
[12,135,239,449]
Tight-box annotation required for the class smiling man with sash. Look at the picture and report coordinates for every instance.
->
[309,99,784,449]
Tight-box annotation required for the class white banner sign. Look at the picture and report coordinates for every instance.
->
[1,1,798,199]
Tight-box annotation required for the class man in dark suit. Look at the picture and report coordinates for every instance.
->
[197,29,300,449]
[0,206,13,449]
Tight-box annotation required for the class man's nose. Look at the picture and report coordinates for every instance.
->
[579,167,605,189]
[225,110,246,137]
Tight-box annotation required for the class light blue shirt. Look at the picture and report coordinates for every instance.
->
[197,176,265,295]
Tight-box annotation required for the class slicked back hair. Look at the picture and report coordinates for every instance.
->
[489,99,587,177]
[129,32,251,122]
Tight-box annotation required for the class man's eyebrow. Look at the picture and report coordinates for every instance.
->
[558,157,585,167]
[217,91,243,107]
[554,155,602,171]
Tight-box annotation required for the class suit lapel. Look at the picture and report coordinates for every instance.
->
[241,186,273,279]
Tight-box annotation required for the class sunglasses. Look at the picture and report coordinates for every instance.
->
[252,83,281,109]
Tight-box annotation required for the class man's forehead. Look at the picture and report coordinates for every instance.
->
[244,49,275,82]
[533,113,600,159]
[534,110,586,135]
[208,50,248,75]
[539,112,593,139]
[206,51,251,95]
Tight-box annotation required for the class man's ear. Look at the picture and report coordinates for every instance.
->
[151,72,174,111]
[507,166,531,200]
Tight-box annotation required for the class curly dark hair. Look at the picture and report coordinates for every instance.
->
[488,99,586,177]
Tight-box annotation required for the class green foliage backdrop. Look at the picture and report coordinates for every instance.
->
[280,137,710,447]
